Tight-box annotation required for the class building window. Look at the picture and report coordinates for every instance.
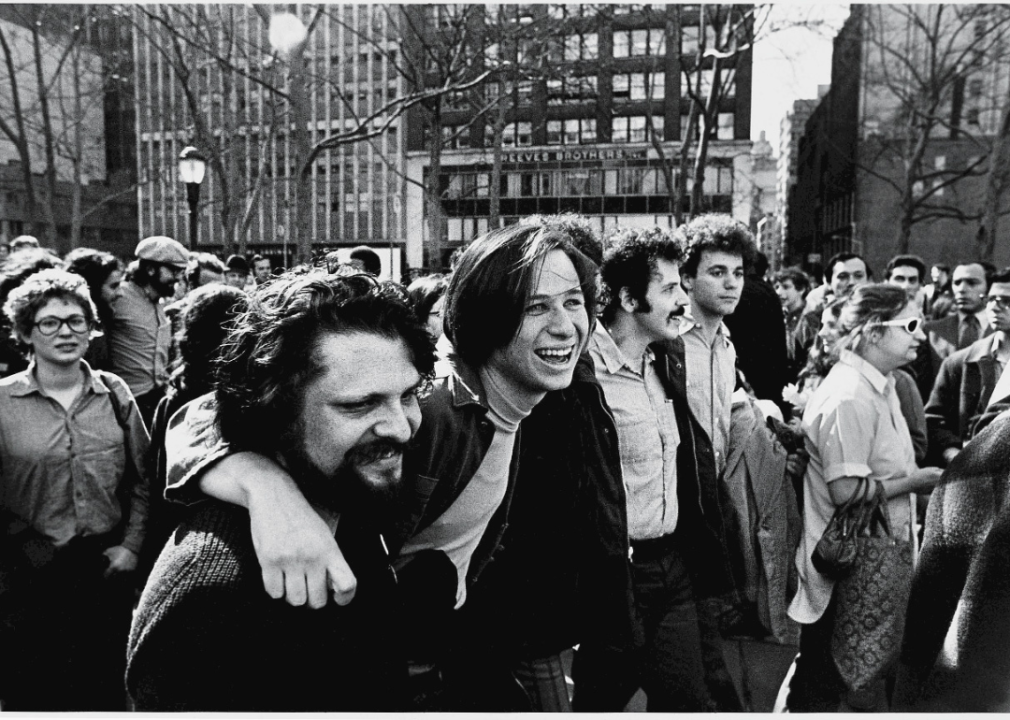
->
[650,114,664,140]
[547,119,563,144]
[969,77,984,98]
[717,112,734,139]
[634,27,665,55]
[547,78,564,105]
[650,72,665,99]
[564,34,581,62]
[630,73,647,100]
[618,167,645,194]
[502,122,517,147]
[442,124,470,149]
[518,81,534,104]
[613,115,660,143]
[682,25,699,56]
[612,117,629,143]
[582,117,597,143]
[561,33,599,62]
[613,30,630,58]
[613,74,630,100]
[966,107,981,125]
[564,170,590,195]
[564,119,580,145]
[517,121,532,146]
[629,115,647,142]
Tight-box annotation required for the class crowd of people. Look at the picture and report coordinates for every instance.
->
[0,218,1007,712]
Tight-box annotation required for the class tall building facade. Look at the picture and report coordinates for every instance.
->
[776,96,819,268]
[402,3,755,271]
[789,4,1010,276]
[133,5,407,274]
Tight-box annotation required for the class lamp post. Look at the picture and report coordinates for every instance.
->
[178,146,207,251]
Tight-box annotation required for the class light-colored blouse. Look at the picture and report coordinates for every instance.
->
[788,349,915,624]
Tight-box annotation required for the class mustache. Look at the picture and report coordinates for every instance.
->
[344,438,409,466]
[669,306,686,318]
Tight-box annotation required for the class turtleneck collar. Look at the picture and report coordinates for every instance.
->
[479,362,542,433]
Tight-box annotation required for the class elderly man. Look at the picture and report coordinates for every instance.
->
[127,273,437,711]
[106,236,188,425]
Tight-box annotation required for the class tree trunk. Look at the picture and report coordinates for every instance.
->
[289,43,313,266]
[426,104,445,272]
[690,56,722,217]
[489,78,506,229]
[70,36,84,250]
[31,15,59,247]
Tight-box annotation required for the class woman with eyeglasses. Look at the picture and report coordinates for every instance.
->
[0,269,149,710]
[786,284,943,712]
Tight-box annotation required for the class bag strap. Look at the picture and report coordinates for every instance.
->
[95,374,141,535]
[98,374,128,432]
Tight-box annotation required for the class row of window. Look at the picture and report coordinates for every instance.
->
[428,212,684,247]
[440,164,733,200]
[440,110,733,150]
[447,69,727,109]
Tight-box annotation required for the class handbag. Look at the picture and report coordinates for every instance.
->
[812,478,873,580]
[830,480,914,698]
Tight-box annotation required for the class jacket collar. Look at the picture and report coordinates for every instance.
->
[9,359,108,399]
[965,334,1001,364]
[434,337,488,411]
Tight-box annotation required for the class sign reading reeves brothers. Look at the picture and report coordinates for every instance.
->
[502,147,650,164]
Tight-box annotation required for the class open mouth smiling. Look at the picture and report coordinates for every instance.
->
[535,345,575,365]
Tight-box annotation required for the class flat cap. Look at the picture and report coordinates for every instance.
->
[136,236,189,269]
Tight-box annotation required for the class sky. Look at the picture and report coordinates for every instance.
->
[750,4,852,153]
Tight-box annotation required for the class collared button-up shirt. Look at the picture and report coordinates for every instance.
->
[789,350,915,625]
[588,324,679,540]
[108,280,171,397]
[0,361,150,553]
[678,312,736,475]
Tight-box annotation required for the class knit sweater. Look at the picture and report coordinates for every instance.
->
[126,501,406,712]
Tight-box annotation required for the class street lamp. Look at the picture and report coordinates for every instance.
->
[178,146,207,250]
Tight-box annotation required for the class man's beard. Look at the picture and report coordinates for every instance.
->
[152,275,177,298]
[282,437,408,521]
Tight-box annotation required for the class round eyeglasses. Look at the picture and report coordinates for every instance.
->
[868,317,921,334]
[34,315,91,336]
[986,295,1010,310]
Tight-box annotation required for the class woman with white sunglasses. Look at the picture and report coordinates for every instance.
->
[786,283,943,712]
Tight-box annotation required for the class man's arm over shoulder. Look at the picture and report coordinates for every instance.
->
[163,393,356,608]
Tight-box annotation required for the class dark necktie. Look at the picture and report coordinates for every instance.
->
[959,314,980,349]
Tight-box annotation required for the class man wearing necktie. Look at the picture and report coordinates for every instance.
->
[918,262,993,398]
